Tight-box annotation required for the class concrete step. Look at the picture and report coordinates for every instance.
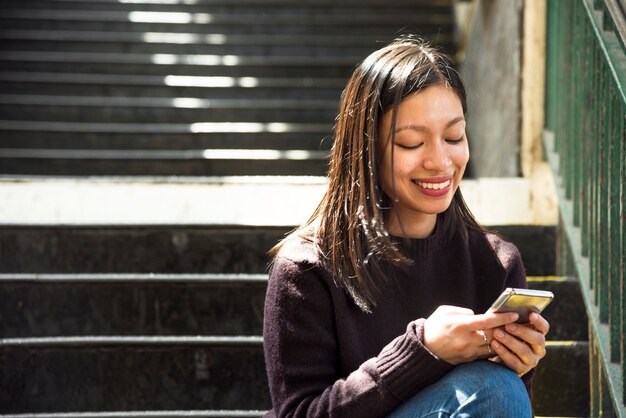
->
[0,94,337,112]
[0,274,583,341]
[527,276,588,341]
[1,39,385,57]
[0,72,345,98]
[0,51,360,68]
[0,29,427,48]
[0,224,288,274]
[0,27,452,56]
[0,94,337,135]
[0,176,553,273]
[0,18,452,39]
[0,59,354,78]
[0,223,554,275]
[0,132,332,152]
[0,25,451,43]
[0,9,452,33]
[0,335,587,417]
[0,149,329,177]
[0,336,270,413]
[0,274,267,338]
[0,411,265,418]
[534,341,590,417]
[0,101,337,124]
[0,0,448,13]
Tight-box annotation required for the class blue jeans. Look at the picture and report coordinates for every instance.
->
[387,360,532,418]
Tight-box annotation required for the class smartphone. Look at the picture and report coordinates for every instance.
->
[490,288,554,323]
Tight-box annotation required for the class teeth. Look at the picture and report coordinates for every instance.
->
[416,179,451,190]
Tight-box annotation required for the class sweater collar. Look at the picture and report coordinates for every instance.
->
[391,218,447,258]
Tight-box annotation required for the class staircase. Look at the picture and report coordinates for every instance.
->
[0,0,453,177]
[0,1,589,417]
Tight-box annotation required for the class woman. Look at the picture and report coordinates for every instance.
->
[263,37,549,418]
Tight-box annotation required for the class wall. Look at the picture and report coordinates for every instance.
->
[459,0,523,177]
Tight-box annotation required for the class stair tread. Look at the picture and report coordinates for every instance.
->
[0,29,422,45]
[0,148,329,159]
[0,411,267,418]
[5,0,439,4]
[0,94,338,108]
[0,9,452,25]
[0,272,563,283]
[0,335,264,347]
[0,177,538,226]
[0,51,364,66]
[0,121,331,133]
[0,272,268,282]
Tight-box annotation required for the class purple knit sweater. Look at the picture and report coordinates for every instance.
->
[263,226,534,417]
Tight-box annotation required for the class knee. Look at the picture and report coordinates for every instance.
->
[473,361,526,396]
[387,361,531,418]
[461,361,531,414]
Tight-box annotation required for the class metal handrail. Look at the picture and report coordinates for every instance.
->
[544,0,626,416]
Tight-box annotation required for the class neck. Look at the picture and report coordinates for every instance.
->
[386,212,437,238]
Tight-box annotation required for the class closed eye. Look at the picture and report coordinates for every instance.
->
[446,137,465,144]
[396,142,423,150]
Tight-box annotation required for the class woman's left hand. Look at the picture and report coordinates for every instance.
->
[488,312,550,376]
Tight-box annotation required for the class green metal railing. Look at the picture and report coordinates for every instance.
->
[545,0,626,416]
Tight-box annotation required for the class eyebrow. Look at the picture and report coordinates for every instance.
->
[394,116,465,134]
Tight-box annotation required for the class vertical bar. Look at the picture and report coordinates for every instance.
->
[599,64,610,324]
[564,2,575,199]
[591,58,602,302]
[573,6,583,226]
[545,0,557,132]
[591,329,601,417]
[579,11,597,256]
[554,0,565,158]
[622,113,626,406]
[609,92,622,362]
[601,366,617,416]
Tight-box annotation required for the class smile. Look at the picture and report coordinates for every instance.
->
[414,179,451,190]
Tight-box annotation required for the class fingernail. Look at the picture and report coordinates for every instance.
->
[495,329,505,339]
[509,313,519,322]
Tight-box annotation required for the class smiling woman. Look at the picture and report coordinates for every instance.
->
[262,37,548,418]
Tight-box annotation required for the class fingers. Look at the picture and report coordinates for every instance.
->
[424,306,500,364]
[460,311,519,332]
[433,305,475,316]
[490,321,548,375]
[504,323,546,355]
[490,338,530,376]
[529,312,550,335]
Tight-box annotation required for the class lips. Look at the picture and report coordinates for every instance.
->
[411,176,453,197]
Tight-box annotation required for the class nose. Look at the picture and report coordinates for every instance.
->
[422,141,451,171]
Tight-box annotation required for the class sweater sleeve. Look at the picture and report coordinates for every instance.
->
[263,256,454,418]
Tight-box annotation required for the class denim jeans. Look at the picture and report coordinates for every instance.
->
[387,360,532,418]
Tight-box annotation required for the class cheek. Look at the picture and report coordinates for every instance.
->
[391,153,417,175]
[451,145,470,169]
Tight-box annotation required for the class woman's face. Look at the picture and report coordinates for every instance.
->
[376,84,469,236]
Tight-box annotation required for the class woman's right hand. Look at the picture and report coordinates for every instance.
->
[423,305,519,365]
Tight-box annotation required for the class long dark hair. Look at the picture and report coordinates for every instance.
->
[271,37,483,312]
